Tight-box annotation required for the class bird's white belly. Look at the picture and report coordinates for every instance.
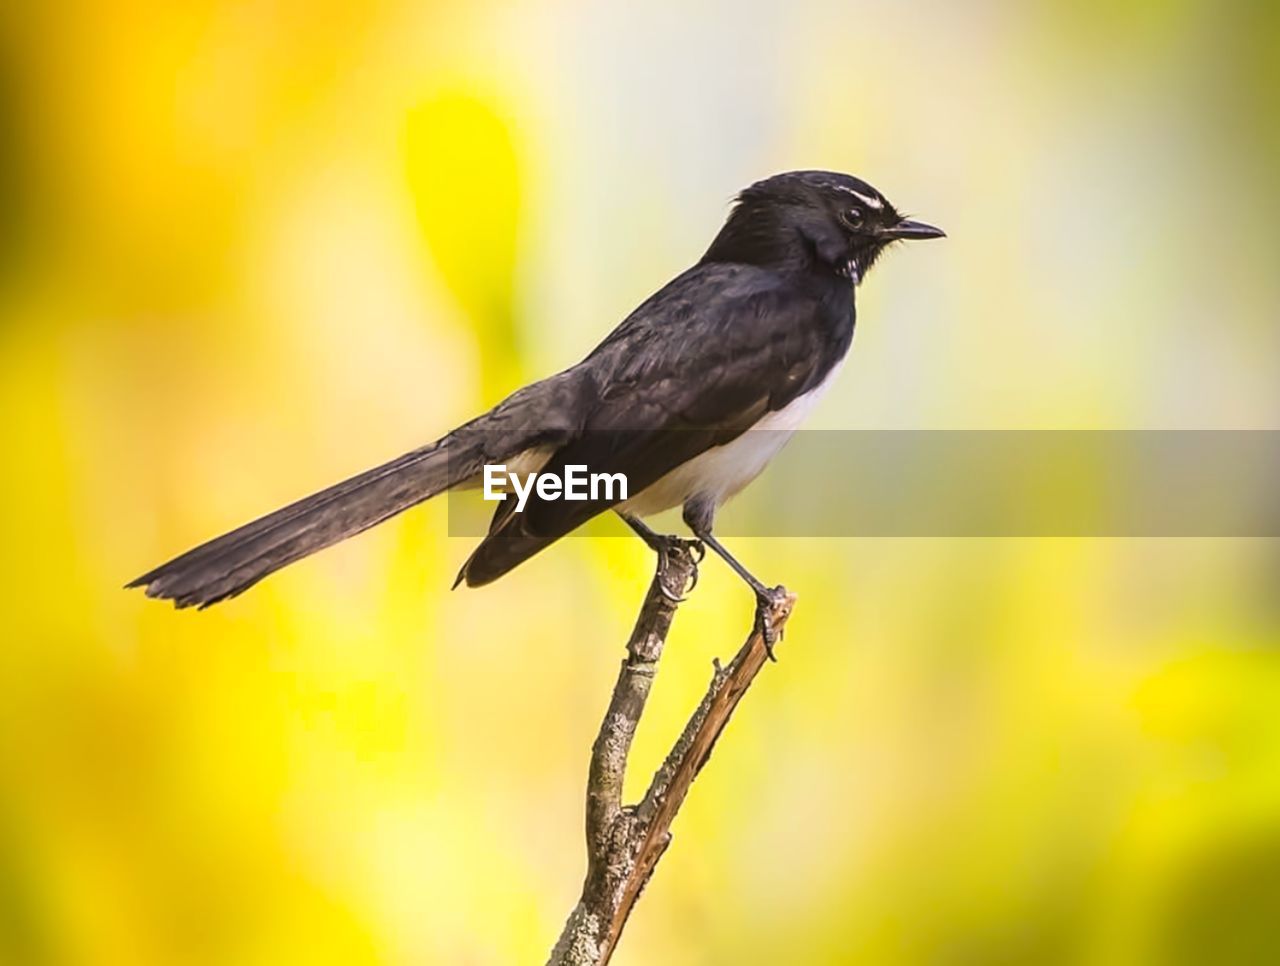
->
[618,368,841,518]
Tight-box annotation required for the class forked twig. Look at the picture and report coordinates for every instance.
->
[547,545,796,965]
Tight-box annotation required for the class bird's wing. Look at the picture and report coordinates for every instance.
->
[458,265,843,585]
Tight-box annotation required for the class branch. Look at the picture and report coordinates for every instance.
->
[547,545,796,966]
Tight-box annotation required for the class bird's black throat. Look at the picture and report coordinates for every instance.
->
[701,194,893,288]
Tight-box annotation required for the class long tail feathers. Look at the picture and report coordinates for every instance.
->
[129,438,461,608]
[130,368,586,608]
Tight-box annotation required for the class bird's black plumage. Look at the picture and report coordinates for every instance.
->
[458,262,853,585]
[130,170,943,607]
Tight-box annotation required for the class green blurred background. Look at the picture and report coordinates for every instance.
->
[2,1,1279,963]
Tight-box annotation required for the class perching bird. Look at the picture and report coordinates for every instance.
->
[129,170,944,642]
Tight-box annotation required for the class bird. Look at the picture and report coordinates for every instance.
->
[129,170,944,645]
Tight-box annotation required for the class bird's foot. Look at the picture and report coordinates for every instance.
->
[620,514,703,601]
[753,585,791,661]
[656,536,704,602]
[647,535,703,602]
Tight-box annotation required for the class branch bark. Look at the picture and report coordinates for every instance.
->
[547,545,796,965]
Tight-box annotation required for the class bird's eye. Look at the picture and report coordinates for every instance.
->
[842,208,864,229]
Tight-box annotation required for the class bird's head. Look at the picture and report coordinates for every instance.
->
[703,170,944,283]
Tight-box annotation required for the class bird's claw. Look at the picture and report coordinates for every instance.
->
[753,585,789,662]
[679,542,702,597]
[654,537,702,603]
[658,578,686,603]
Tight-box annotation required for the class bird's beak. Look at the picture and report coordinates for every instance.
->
[881,218,946,241]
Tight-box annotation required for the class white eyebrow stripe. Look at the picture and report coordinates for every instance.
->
[829,184,884,209]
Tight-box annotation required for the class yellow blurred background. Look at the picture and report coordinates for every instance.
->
[2,1,1279,963]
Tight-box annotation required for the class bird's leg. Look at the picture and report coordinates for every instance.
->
[695,531,788,661]
[682,504,786,661]
[618,513,703,602]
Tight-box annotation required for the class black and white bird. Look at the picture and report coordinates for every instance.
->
[130,170,943,639]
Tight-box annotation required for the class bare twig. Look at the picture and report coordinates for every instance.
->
[547,545,796,965]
